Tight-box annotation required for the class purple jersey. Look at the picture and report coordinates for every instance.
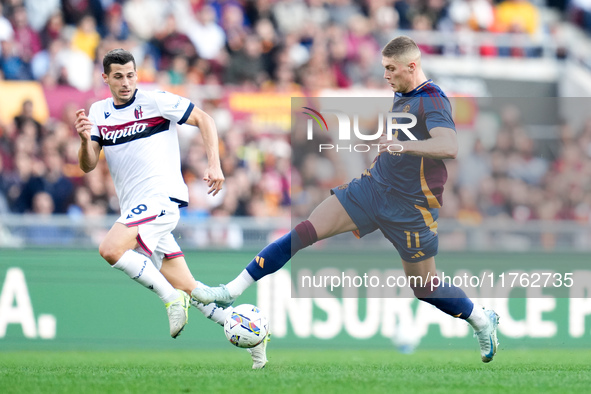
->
[368,80,455,208]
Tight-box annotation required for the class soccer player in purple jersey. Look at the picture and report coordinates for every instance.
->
[192,36,500,363]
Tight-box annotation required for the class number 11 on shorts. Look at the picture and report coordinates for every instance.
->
[404,231,420,248]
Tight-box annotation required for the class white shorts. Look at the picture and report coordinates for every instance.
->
[116,195,185,270]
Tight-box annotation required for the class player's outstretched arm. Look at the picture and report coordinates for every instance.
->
[75,109,101,173]
[185,106,225,196]
[379,127,458,160]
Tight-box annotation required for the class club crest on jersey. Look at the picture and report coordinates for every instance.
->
[134,106,143,119]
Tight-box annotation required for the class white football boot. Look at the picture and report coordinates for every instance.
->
[474,309,499,363]
[165,289,190,338]
[191,284,235,308]
[248,333,271,369]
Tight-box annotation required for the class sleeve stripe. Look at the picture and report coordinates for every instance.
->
[428,92,442,110]
[164,251,185,259]
[424,87,444,110]
[178,102,194,125]
[90,135,103,146]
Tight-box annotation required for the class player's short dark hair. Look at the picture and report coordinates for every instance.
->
[103,49,136,75]
[381,36,421,61]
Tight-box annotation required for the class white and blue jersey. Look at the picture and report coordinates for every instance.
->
[89,89,194,212]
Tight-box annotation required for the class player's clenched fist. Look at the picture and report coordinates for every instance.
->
[75,109,93,140]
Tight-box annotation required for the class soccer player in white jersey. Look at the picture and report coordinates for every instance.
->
[74,49,268,369]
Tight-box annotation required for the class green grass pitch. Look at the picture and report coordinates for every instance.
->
[0,349,589,393]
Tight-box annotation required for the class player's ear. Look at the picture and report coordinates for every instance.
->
[408,61,416,72]
[102,73,108,83]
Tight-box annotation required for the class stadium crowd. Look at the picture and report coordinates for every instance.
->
[0,0,567,88]
[0,0,589,229]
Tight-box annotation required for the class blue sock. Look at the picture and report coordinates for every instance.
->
[413,278,474,319]
[245,220,318,281]
[246,232,291,281]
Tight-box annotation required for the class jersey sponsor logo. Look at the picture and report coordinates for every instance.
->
[134,105,143,119]
[98,117,170,146]
[104,112,111,118]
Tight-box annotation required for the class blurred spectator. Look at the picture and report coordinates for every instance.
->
[31,190,55,215]
[457,188,483,225]
[168,55,189,85]
[272,0,310,34]
[150,13,197,71]
[5,152,35,212]
[448,0,495,32]
[67,185,105,218]
[136,52,157,83]
[570,0,591,32]
[122,0,166,41]
[61,0,105,33]
[345,43,383,87]
[0,3,15,54]
[0,39,33,79]
[244,0,274,27]
[346,15,379,63]
[373,5,400,49]
[16,149,74,214]
[495,0,540,35]
[24,0,60,32]
[10,5,42,63]
[40,11,65,49]
[221,2,249,54]
[103,3,129,41]
[187,4,226,61]
[71,15,100,61]
[14,99,43,142]
[25,190,76,245]
[457,139,491,192]
[54,33,95,90]
[507,133,548,185]
[307,0,331,27]
[32,37,65,83]
[224,34,266,85]
[255,18,280,77]
[327,0,363,26]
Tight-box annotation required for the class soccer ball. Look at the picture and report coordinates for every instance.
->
[224,304,269,348]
